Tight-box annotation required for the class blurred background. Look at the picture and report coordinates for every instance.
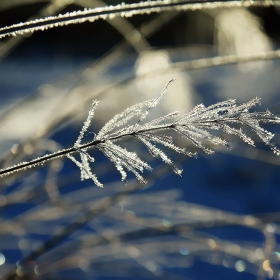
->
[1,0,280,279]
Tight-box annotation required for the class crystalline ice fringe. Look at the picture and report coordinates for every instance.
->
[141,111,180,129]
[98,144,147,184]
[138,133,196,157]
[0,1,279,39]
[135,78,176,128]
[67,154,103,187]
[137,136,182,176]
[174,126,214,154]
[97,100,151,140]
[75,100,99,147]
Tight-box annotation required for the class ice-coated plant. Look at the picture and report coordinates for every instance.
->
[1,0,280,187]
[0,0,280,40]
[1,78,280,187]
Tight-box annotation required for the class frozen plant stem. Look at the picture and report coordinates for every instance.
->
[0,79,280,186]
[0,0,280,39]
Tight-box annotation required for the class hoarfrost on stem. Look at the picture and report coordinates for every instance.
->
[0,81,279,185]
[66,79,280,187]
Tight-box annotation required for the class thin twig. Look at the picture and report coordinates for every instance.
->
[0,0,280,39]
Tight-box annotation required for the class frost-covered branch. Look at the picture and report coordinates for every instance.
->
[1,79,280,186]
[0,0,279,39]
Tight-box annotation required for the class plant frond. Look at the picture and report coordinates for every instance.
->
[1,81,280,187]
[141,111,180,129]
[66,153,103,187]
[96,99,151,140]
[75,100,99,147]
[97,141,151,184]
[135,78,176,128]
[136,135,182,176]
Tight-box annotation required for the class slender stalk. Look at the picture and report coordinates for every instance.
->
[1,94,279,179]
[0,0,279,39]
[0,146,75,177]
[0,123,175,178]
[1,47,276,176]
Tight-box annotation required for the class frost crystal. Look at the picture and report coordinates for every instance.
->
[67,100,101,185]
[0,0,279,40]
[62,79,280,187]
[75,100,99,147]
[0,80,279,184]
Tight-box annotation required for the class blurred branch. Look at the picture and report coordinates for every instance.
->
[2,162,173,280]
[21,209,280,278]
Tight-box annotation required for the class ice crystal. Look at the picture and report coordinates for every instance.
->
[96,100,151,141]
[75,100,99,147]
[97,141,152,184]
[67,100,101,184]
[0,1,279,40]
[1,80,280,187]
[64,79,280,187]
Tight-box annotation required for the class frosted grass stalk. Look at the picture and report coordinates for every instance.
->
[1,80,280,187]
[1,0,280,39]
